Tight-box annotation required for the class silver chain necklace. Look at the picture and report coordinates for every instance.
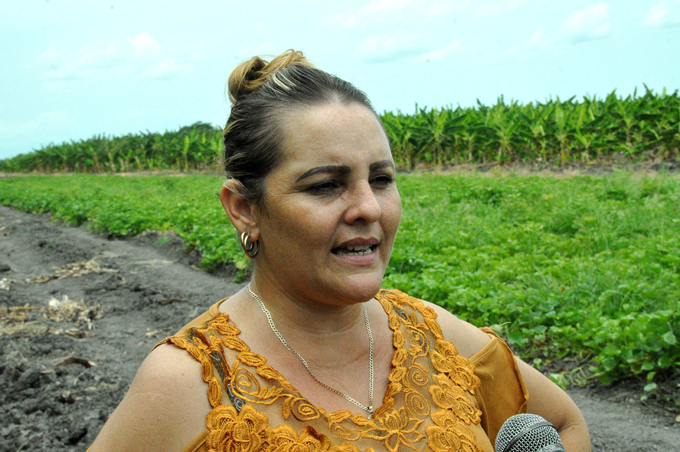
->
[247,284,375,418]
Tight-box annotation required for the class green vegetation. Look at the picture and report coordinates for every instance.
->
[0,122,222,173]
[384,87,680,169]
[2,87,679,173]
[385,172,680,389]
[0,174,247,271]
[0,172,679,390]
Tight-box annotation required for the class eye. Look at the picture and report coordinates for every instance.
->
[306,180,342,195]
[370,174,395,188]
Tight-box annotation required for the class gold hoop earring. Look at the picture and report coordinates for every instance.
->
[240,231,259,258]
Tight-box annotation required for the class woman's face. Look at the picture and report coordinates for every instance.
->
[252,102,402,307]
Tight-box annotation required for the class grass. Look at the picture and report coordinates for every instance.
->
[1,171,678,388]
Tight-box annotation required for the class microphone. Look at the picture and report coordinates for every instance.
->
[495,413,565,452]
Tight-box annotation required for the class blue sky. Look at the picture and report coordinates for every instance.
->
[1,0,679,160]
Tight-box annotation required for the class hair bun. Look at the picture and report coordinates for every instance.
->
[227,49,314,104]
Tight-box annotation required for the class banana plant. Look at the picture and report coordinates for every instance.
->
[484,97,522,163]
[2,88,679,173]
[519,103,552,163]
[383,110,425,170]
[420,106,454,167]
[552,98,577,167]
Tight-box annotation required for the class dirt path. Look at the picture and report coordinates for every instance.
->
[0,205,678,451]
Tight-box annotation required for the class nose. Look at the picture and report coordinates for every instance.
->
[343,181,382,224]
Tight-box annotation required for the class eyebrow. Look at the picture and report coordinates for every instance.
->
[295,165,350,182]
[295,160,395,183]
[369,160,395,172]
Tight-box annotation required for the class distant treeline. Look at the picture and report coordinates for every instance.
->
[2,87,679,173]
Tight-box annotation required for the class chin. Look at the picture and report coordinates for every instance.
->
[331,274,384,304]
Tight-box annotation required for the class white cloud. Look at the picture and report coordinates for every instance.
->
[496,4,612,64]
[344,0,419,27]
[233,42,280,62]
[333,0,416,27]
[34,32,187,84]
[415,41,464,62]
[477,0,529,15]
[0,111,69,138]
[490,27,553,65]
[144,57,182,80]
[559,3,613,43]
[425,0,471,16]
[130,32,162,55]
[644,2,680,27]
[0,118,37,136]
[528,27,551,49]
[360,0,417,15]
[333,0,470,28]
[37,42,125,82]
[356,32,429,63]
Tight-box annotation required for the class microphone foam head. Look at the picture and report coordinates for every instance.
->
[495,413,564,452]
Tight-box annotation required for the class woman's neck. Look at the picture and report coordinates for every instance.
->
[248,273,369,343]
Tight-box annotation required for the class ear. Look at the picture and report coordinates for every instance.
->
[219,179,260,241]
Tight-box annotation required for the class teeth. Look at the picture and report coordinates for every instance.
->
[347,245,370,251]
[335,245,373,256]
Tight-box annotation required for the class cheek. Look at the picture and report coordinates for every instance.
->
[269,205,335,247]
[382,192,402,236]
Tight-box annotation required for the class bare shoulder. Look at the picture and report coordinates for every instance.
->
[89,343,210,452]
[127,343,209,402]
[423,300,492,359]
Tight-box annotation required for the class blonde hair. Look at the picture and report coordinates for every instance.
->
[227,50,315,105]
[222,50,379,204]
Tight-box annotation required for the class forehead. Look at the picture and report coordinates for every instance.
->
[278,102,391,170]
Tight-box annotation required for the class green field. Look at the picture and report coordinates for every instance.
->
[1,172,679,392]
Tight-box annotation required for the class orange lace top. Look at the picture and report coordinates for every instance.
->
[160,289,528,452]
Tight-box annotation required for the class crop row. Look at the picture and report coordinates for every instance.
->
[0,173,679,390]
[2,87,679,173]
[384,86,680,169]
[0,122,222,174]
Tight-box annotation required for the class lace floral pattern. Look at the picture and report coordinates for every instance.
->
[164,289,488,452]
[206,405,269,452]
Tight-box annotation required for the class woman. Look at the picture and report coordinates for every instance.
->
[89,50,591,452]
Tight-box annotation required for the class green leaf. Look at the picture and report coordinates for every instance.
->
[662,331,677,345]
[641,361,655,371]
[549,373,569,390]
[601,357,617,372]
